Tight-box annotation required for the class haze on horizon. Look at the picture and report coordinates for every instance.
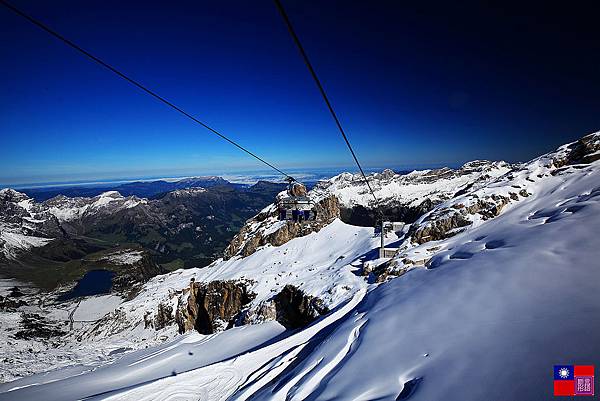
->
[1,1,599,186]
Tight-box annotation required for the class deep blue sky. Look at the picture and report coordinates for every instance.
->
[1,1,599,186]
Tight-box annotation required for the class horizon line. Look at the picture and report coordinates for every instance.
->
[0,162,466,190]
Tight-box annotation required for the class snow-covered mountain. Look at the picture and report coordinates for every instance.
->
[313,159,512,208]
[0,132,599,400]
[0,188,65,260]
[44,191,147,223]
[0,182,286,289]
[0,189,144,259]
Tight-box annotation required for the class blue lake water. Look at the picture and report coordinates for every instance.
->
[59,270,115,301]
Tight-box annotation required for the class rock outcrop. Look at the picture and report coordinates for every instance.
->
[176,280,255,334]
[0,295,27,311]
[273,285,329,329]
[409,194,512,244]
[223,195,341,260]
[110,251,164,298]
[340,198,434,227]
[173,281,329,334]
[146,302,174,330]
[553,132,600,167]
[14,313,66,340]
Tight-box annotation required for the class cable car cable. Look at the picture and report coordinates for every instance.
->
[273,0,381,208]
[0,0,295,181]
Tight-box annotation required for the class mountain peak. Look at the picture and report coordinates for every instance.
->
[0,188,29,202]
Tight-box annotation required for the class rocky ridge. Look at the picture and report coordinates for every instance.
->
[371,131,600,281]
[223,194,341,260]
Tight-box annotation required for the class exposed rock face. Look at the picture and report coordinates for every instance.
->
[239,301,278,326]
[174,282,329,334]
[553,132,600,167]
[340,198,434,227]
[110,252,164,298]
[273,285,329,329]
[176,280,255,334]
[0,189,66,242]
[409,194,511,244]
[223,195,341,260]
[145,302,174,330]
[288,182,308,197]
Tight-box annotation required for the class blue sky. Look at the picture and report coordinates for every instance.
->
[1,1,599,186]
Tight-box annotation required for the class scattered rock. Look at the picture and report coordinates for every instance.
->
[13,313,66,340]
[0,295,27,311]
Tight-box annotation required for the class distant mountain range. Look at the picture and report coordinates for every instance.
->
[20,176,237,202]
[0,180,286,289]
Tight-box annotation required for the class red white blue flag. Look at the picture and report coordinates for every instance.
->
[554,365,594,396]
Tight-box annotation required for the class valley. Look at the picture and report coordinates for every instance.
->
[0,179,286,290]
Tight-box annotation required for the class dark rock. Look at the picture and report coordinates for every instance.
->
[340,198,434,227]
[410,212,471,244]
[0,295,27,311]
[13,313,66,340]
[111,252,164,298]
[8,286,24,297]
[553,133,600,167]
[176,280,255,334]
[409,195,510,245]
[153,302,174,330]
[273,285,329,329]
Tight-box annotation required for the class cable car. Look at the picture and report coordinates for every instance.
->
[277,178,316,222]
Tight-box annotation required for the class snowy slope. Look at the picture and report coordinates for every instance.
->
[0,189,59,259]
[86,218,387,343]
[2,158,598,400]
[1,133,599,400]
[0,231,52,259]
[0,218,387,384]
[234,158,600,401]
